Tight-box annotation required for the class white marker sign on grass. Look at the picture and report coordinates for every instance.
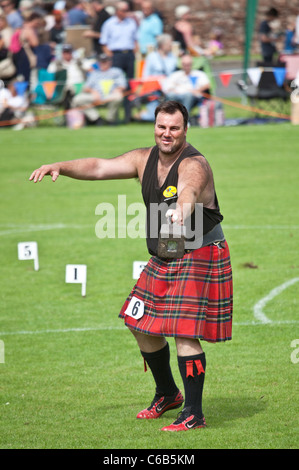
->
[65,264,87,297]
[18,241,39,271]
[132,261,147,280]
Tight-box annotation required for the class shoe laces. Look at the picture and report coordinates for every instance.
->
[173,406,192,424]
[147,393,163,411]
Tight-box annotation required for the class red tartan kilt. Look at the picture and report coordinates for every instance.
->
[119,241,233,343]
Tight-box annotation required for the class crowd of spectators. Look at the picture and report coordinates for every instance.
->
[0,0,222,127]
[1,1,297,128]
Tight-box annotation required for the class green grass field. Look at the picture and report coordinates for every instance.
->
[0,122,298,450]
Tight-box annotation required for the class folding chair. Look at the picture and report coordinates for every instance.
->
[31,69,67,106]
[128,77,165,118]
[237,62,290,115]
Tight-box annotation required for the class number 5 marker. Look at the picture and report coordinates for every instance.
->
[18,241,39,271]
[65,264,87,297]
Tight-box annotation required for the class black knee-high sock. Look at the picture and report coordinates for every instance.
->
[177,353,206,418]
[141,343,179,397]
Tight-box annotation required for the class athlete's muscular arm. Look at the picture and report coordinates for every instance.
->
[167,156,212,224]
[29,148,151,183]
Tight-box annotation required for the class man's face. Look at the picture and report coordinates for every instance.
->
[99,59,111,70]
[181,57,192,75]
[116,2,129,20]
[154,111,187,155]
[142,2,152,17]
[161,39,172,54]
[1,2,12,12]
[62,50,72,62]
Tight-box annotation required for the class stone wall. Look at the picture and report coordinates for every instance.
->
[104,0,299,56]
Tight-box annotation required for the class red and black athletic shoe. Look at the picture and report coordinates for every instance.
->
[161,407,206,431]
[136,390,184,419]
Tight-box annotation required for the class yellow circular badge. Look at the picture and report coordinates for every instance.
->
[163,186,177,198]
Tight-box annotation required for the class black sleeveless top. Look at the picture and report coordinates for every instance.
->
[142,144,223,256]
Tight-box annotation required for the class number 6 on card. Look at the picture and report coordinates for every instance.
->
[125,296,144,320]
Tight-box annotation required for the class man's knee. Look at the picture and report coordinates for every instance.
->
[129,328,167,352]
[175,337,203,356]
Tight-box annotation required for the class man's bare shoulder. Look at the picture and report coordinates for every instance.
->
[179,154,212,176]
[91,147,153,180]
[177,153,215,205]
[130,146,153,157]
[130,146,153,181]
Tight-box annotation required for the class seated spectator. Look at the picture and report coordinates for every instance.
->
[135,33,177,121]
[71,53,126,125]
[188,30,224,59]
[137,0,163,56]
[162,53,210,113]
[0,78,30,129]
[48,43,85,108]
[142,33,177,77]
[206,28,224,57]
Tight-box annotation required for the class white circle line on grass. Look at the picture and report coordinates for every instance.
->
[0,320,299,337]
[1,224,298,334]
[1,223,299,237]
[0,224,93,236]
[253,277,299,324]
[0,326,126,336]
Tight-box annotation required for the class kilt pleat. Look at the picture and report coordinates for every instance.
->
[119,241,233,342]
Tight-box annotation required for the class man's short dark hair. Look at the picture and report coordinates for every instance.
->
[266,8,279,18]
[155,101,189,129]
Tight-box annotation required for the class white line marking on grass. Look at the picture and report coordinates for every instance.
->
[0,224,93,236]
[1,224,298,333]
[0,223,299,237]
[222,225,299,230]
[1,320,299,337]
[0,326,126,336]
[253,277,299,324]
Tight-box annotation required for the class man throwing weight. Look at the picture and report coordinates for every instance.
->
[29,101,233,432]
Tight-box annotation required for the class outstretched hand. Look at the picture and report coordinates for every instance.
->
[165,208,182,225]
[29,164,60,183]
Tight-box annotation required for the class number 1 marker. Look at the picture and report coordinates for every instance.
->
[65,264,87,297]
